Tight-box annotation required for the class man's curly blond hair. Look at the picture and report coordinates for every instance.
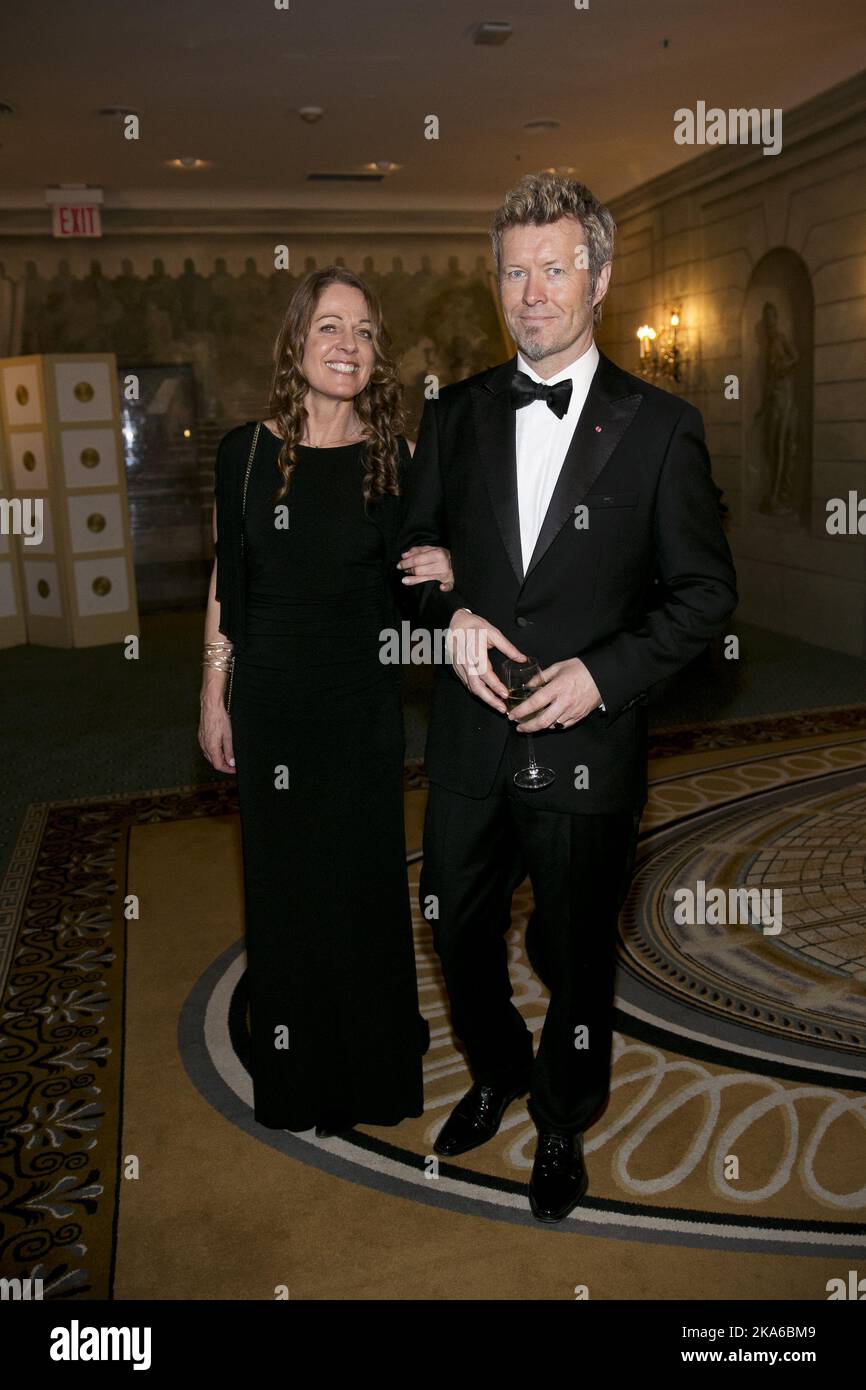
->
[491,172,616,323]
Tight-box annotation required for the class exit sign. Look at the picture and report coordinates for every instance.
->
[52,204,102,237]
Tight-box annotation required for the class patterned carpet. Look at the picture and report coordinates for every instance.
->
[2,706,865,1299]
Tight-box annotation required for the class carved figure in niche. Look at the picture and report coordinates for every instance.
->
[754,301,799,517]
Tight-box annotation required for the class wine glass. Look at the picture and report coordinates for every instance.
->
[502,657,556,791]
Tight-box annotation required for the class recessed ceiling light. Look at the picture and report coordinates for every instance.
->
[523,119,560,133]
[299,106,324,123]
[468,21,513,45]
[165,156,211,170]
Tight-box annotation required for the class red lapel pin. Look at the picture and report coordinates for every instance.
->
[594,425,602,432]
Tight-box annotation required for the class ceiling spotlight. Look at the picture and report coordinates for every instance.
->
[299,106,324,123]
[468,21,513,45]
[523,119,560,133]
[360,160,400,175]
[165,156,210,170]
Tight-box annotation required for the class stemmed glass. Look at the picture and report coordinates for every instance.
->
[502,657,556,790]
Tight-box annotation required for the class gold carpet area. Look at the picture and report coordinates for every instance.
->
[2,706,865,1300]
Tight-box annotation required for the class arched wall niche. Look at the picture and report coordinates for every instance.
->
[742,247,814,528]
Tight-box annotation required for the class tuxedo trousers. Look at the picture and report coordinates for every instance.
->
[420,744,642,1135]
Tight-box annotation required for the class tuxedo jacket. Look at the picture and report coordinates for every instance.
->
[397,350,739,813]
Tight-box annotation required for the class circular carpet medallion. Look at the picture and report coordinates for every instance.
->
[179,767,866,1256]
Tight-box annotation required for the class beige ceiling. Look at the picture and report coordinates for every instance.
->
[1,0,863,210]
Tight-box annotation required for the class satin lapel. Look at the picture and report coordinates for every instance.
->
[472,358,523,584]
[522,358,642,581]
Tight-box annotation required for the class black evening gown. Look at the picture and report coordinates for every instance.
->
[229,427,429,1130]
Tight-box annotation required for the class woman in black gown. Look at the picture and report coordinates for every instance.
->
[198,267,452,1134]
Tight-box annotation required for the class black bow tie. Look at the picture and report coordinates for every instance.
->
[509,371,573,419]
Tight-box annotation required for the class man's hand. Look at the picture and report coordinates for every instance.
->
[508,657,602,732]
[448,609,526,714]
[397,545,454,591]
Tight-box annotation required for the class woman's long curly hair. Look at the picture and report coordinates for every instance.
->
[267,266,406,507]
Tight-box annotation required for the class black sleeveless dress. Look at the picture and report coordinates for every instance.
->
[228,425,428,1130]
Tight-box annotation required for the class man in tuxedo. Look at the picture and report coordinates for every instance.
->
[397,172,738,1221]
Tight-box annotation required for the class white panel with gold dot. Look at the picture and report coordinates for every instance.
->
[73,555,129,616]
[67,492,123,553]
[53,362,113,422]
[9,431,49,490]
[0,560,18,618]
[61,428,119,488]
[23,559,63,617]
[2,363,43,427]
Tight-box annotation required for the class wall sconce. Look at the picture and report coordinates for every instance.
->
[637,324,657,359]
[636,307,687,384]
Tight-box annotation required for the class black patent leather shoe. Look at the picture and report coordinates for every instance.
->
[434,1079,529,1157]
[529,1131,589,1221]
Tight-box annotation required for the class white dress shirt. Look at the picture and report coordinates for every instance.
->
[514,339,599,574]
[513,339,605,711]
